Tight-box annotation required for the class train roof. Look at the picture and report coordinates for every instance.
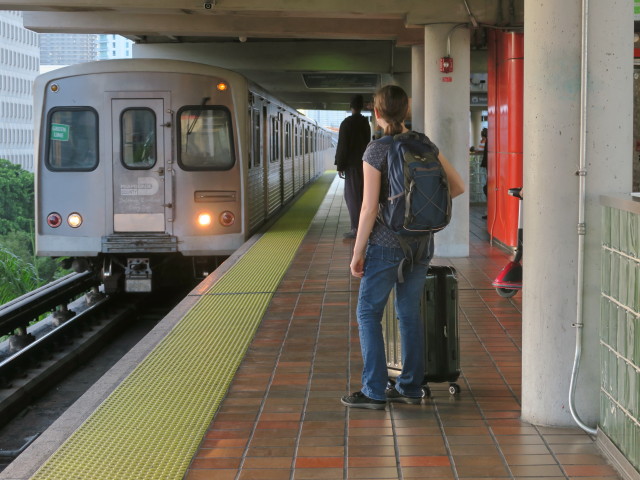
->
[34,58,248,89]
[34,58,320,126]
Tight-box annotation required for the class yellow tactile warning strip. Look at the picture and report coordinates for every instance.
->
[31,172,334,480]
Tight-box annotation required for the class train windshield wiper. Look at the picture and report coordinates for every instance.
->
[186,97,210,136]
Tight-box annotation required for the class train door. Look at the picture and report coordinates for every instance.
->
[282,117,294,203]
[110,97,169,233]
[247,96,266,232]
[293,121,301,194]
[266,109,282,215]
[303,125,310,183]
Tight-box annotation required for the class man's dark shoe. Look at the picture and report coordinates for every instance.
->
[340,391,386,410]
[343,230,356,239]
[385,387,423,405]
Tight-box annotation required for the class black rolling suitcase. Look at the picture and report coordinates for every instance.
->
[382,265,461,396]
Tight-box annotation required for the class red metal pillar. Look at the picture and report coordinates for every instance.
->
[486,30,524,249]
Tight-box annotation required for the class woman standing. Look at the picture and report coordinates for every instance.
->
[341,85,465,410]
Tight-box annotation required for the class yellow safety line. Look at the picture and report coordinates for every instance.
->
[32,172,334,480]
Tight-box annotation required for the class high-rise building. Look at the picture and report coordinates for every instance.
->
[39,33,97,66]
[0,11,39,171]
[97,34,133,60]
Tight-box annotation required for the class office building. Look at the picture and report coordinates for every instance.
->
[39,33,97,66]
[0,11,39,171]
[97,34,133,60]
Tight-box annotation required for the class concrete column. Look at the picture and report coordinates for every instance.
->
[522,0,632,426]
[411,44,425,133]
[423,25,470,257]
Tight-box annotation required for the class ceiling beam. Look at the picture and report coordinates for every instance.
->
[134,41,404,73]
[23,11,424,44]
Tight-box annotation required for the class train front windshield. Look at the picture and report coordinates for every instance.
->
[178,106,234,170]
[46,108,99,171]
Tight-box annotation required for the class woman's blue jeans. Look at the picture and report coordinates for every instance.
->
[356,242,432,401]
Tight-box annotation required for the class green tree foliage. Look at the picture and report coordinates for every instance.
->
[0,159,65,302]
[0,246,40,304]
[0,158,35,235]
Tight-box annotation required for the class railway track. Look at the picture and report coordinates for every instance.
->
[0,274,192,468]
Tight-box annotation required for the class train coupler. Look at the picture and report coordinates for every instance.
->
[125,258,152,293]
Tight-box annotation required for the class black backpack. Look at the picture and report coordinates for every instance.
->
[377,131,452,280]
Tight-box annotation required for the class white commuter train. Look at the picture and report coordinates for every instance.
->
[34,59,334,292]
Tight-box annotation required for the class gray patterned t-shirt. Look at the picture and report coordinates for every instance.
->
[363,132,440,248]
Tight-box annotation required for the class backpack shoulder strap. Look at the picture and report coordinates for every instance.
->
[376,135,394,146]
[396,233,432,283]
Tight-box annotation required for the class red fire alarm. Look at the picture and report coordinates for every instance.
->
[439,56,454,73]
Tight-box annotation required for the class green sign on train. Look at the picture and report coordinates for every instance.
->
[50,123,69,141]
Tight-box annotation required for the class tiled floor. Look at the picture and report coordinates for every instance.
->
[185,184,621,480]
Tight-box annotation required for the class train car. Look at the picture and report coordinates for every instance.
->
[34,59,334,293]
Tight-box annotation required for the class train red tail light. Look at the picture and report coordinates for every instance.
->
[219,211,235,227]
[47,212,62,228]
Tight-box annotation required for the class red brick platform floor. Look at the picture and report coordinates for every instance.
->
[185,181,620,480]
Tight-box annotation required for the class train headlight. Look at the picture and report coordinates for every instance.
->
[47,212,62,228]
[216,82,228,92]
[220,211,235,227]
[67,213,83,228]
[197,213,212,227]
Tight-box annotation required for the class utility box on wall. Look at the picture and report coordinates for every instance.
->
[486,30,524,249]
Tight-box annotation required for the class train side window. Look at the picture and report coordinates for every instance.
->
[284,122,291,159]
[178,106,235,171]
[121,108,156,169]
[270,116,280,163]
[305,127,310,154]
[251,109,261,168]
[45,107,98,171]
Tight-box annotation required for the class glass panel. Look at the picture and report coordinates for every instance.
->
[47,108,98,171]
[251,109,260,168]
[602,207,611,247]
[611,208,620,251]
[602,249,611,297]
[627,362,637,416]
[121,108,156,169]
[270,116,279,163]
[180,107,234,170]
[620,211,629,255]
[284,122,291,159]
[601,297,610,345]
[601,343,609,393]
[635,315,640,367]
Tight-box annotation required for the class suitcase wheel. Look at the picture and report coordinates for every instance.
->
[448,383,461,395]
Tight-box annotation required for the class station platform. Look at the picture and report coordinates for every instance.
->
[1,173,621,480]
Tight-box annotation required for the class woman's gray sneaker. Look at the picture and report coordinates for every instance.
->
[341,391,386,410]
[385,387,423,405]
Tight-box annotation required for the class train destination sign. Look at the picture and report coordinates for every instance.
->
[50,123,69,141]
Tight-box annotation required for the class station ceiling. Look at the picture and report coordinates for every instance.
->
[2,0,524,110]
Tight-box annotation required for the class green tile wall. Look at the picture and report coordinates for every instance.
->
[600,205,640,473]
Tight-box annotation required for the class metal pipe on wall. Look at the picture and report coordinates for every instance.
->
[568,0,597,436]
